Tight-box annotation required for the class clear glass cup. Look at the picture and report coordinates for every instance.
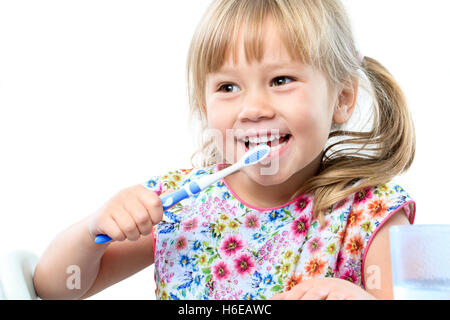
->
[390,225,450,300]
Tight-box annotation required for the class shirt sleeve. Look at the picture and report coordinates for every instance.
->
[336,180,416,289]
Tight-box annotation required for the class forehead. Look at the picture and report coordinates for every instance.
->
[206,14,304,75]
[221,18,296,69]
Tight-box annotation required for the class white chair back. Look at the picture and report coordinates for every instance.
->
[0,251,39,300]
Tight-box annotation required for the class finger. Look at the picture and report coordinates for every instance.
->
[283,283,312,300]
[124,198,153,236]
[300,287,330,300]
[98,217,126,242]
[326,292,348,300]
[112,207,140,241]
[136,186,174,224]
[284,289,304,300]
[269,292,287,300]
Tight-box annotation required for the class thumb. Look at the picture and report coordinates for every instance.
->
[156,189,177,223]
[147,188,177,226]
[159,188,177,208]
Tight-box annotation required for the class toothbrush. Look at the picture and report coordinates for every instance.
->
[94,144,271,244]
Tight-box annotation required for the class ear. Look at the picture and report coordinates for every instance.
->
[333,77,359,125]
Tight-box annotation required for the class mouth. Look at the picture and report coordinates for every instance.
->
[241,134,292,152]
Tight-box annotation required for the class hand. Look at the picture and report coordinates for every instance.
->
[270,278,377,300]
[88,185,174,242]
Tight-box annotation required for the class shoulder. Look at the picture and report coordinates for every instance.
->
[362,206,410,299]
[334,179,416,291]
[349,180,416,226]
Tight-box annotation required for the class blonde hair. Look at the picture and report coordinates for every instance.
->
[186,0,415,224]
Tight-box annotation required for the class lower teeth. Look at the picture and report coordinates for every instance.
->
[269,141,287,151]
[247,139,288,151]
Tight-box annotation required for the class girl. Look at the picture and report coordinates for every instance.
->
[34,0,416,300]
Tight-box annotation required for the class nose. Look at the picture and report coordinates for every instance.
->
[237,87,276,122]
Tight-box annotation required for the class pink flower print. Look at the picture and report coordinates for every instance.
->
[213,261,230,281]
[153,182,162,196]
[175,235,187,251]
[334,251,344,274]
[220,235,244,256]
[295,196,310,213]
[334,198,349,210]
[353,187,372,204]
[291,215,309,240]
[340,269,358,284]
[234,254,255,276]
[307,236,323,254]
[182,217,198,232]
[244,214,260,229]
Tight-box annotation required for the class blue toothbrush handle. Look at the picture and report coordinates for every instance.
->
[95,234,112,244]
[161,181,201,210]
[94,182,201,244]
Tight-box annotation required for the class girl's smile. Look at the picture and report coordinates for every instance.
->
[204,18,341,206]
[243,133,293,166]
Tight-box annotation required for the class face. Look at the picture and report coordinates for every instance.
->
[205,19,342,187]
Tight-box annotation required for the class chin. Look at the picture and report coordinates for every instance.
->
[245,165,291,186]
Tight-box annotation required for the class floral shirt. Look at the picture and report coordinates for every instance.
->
[142,163,416,300]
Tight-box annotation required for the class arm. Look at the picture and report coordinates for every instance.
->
[33,184,170,300]
[80,230,154,299]
[363,208,410,300]
[271,208,410,300]
[33,216,155,300]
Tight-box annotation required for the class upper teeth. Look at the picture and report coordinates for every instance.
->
[243,134,287,144]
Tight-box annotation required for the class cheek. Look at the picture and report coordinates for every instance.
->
[206,96,233,128]
[288,96,333,152]
[205,106,237,161]
[289,98,331,135]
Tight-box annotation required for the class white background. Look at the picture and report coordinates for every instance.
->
[0,0,449,299]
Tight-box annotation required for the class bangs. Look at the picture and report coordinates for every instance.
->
[187,0,337,116]
[198,0,319,74]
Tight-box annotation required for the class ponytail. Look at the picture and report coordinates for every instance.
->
[290,56,416,225]
[186,0,416,227]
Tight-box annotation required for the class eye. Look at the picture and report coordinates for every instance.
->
[271,76,295,87]
[217,83,240,93]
